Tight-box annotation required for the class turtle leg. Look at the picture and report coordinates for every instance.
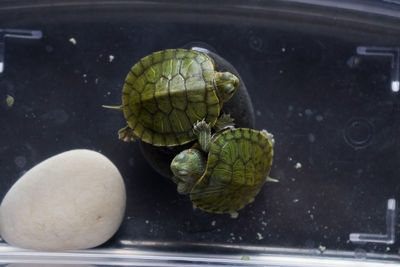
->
[260,129,275,146]
[193,120,212,153]
[172,176,195,195]
[213,113,235,132]
[118,125,139,142]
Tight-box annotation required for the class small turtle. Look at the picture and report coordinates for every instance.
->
[170,121,275,214]
[103,48,239,146]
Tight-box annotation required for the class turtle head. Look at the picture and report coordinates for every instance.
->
[170,149,206,194]
[215,72,239,103]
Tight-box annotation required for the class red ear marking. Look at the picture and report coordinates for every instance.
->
[186,151,194,155]
[191,173,200,178]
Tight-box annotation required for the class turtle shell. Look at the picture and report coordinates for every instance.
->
[122,49,221,146]
[190,128,274,214]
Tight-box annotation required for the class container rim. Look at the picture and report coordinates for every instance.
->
[0,0,399,19]
[0,243,398,266]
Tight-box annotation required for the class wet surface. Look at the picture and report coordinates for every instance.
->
[0,3,400,254]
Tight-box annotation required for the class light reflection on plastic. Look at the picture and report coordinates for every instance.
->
[0,29,42,74]
[350,199,397,245]
[391,81,399,92]
[356,46,400,94]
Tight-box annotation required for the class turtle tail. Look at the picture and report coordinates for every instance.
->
[102,105,123,110]
[266,176,279,183]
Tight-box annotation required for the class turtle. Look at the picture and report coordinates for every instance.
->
[103,48,239,146]
[170,120,275,214]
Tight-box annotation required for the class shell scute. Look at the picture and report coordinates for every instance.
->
[141,129,153,144]
[141,91,158,114]
[162,49,175,60]
[152,51,164,64]
[169,110,190,133]
[185,103,206,122]
[144,63,161,83]
[181,58,202,78]
[175,49,188,59]
[152,133,165,146]
[153,112,172,133]
[125,71,137,85]
[131,61,143,77]
[239,139,252,162]
[138,109,153,129]
[132,75,146,92]
[140,55,152,69]
[169,75,185,93]
[185,77,207,102]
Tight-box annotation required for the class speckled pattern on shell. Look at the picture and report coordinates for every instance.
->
[190,128,273,214]
[122,49,221,146]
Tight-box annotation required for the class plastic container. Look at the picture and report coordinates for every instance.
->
[1,0,400,266]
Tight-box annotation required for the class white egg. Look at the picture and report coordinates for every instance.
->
[0,149,126,251]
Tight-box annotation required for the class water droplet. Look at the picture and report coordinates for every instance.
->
[347,56,361,68]
[14,156,27,168]
[249,35,263,51]
[308,133,316,143]
[45,45,54,53]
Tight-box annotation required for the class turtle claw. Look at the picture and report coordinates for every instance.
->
[193,119,211,136]
[118,126,138,142]
[214,113,235,131]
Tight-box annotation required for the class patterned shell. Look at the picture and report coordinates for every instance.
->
[190,128,274,214]
[121,49,221,146]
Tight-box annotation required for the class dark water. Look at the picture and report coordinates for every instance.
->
[1,2,400,255]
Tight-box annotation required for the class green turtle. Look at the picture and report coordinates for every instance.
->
[170,120,275,214]
[103,48,239,146]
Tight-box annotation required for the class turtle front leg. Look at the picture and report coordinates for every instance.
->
[118,125,139,142]
[172,176,195,195]
[193,120,212,153]
[214,113,235,132]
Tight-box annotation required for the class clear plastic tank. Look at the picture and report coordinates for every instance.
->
[0,1,399,266]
